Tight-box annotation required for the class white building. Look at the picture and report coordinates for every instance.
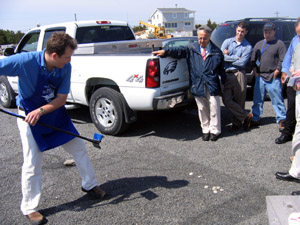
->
[149,7,196,36]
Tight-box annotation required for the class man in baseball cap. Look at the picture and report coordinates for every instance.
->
[249,22,287,131]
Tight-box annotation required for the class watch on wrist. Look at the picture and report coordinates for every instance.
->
[40,107,45,115]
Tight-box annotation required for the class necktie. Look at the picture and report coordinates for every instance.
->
[201,47,206,61]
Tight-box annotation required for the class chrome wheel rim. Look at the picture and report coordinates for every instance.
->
[95,97,116,127]
[0,83,8,104]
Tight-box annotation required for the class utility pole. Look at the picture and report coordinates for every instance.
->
[275,11,280,17]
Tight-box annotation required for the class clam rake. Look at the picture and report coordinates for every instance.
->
[0,108,103,149]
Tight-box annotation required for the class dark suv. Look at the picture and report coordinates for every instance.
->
[210,17,297,89]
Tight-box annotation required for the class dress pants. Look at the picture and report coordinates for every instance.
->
[17,109,98,215]
[222,70,248,126]
[194,88,221,135]
[289,92,300,178]
[282,86,296,137]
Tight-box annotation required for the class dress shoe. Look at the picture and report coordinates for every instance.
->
[26,211,47,225]
[275,134,292,144]
[243,113,253,131]
[275,172,300,183]
[230,124,240,132]
[279,120,286,132]
[202,133,210,141]
[82,186,107,199]
[249,119,260,128]
[210,134,219,142]
[292,190,300,195]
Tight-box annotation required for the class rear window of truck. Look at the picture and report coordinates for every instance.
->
[76,25,135,44]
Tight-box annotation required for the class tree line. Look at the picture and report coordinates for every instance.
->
[0,29,24,45]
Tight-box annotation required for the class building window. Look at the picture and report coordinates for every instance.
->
[165,23,178,28]
[157,14,159,19]
[172,13,177,18]
[185,22,191,26]
[184,13,189,18]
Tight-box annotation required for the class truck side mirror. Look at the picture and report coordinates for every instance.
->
[4,47,15,56]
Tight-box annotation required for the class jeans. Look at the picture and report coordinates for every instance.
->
[252,76,286,123]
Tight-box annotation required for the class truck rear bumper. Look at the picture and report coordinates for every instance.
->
[153,91,191,110]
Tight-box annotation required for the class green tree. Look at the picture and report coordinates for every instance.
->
[15,31,24,43]
[195,19,218,31]
[0,30,8,44]
[4,30,15,44]
[207,19,218,31]
[0,29,24,44]
[132,25,146,33]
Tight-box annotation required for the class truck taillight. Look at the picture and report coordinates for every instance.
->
[146,59,160,88]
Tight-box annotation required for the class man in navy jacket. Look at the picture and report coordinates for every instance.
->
[153,26,226,141]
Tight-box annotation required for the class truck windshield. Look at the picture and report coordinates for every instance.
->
[76,25,135,44]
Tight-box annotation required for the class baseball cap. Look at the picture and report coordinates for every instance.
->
[263,22,276,31]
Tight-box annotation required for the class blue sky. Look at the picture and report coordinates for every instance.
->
[1,0,299,32]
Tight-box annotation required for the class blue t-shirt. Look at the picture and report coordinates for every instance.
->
[0,49,71,108]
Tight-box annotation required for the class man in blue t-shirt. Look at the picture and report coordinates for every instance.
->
[0,32,106,224]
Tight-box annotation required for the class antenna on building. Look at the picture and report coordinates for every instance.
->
[175,4,177,8]
[275,11,280,17]
[74,13,77,21]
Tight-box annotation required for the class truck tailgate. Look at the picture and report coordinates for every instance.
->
[159,57,189,94]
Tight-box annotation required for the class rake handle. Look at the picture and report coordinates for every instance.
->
[0,108,100,145]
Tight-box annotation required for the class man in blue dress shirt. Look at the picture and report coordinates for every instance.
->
[221,21,253,132]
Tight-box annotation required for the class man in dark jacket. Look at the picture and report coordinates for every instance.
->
[153,25,226,141]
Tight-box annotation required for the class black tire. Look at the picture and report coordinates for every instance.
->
[0,76,16,108]
[89,87,127,135]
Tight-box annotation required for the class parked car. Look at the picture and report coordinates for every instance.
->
[162,37,198,48]
[210,17,297,90]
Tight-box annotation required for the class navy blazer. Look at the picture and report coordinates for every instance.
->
[164,41,226,97]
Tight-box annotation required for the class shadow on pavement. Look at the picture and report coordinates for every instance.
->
[65,86,276,140]
[41,176,189,217]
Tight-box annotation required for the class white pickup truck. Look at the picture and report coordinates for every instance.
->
[0,20,191,135]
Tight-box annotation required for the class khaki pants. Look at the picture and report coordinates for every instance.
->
[195,88,221,135]
[289,92,300,178]
[222,70,248,126]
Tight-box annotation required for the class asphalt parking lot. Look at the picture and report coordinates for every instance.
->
[0,93,298,225]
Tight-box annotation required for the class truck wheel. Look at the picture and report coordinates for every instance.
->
[89,87,127,135]
[0,76,16,108]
